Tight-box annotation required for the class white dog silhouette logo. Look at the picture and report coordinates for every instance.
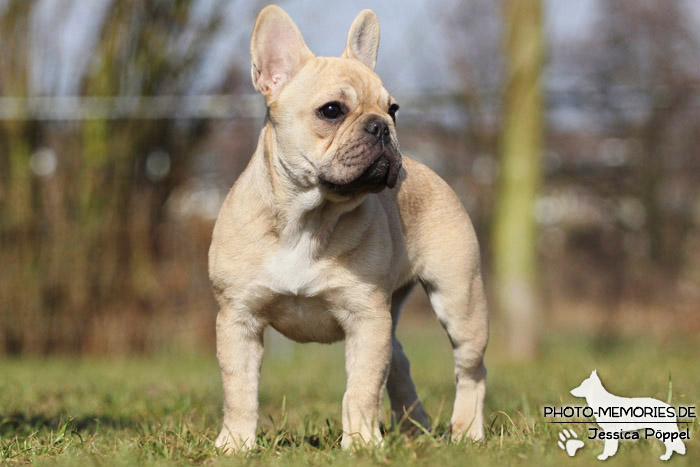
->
[570,370,687,461]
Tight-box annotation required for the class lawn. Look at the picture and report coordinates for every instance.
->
[1,313,698,466]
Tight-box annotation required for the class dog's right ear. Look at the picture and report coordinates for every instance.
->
[250,5,314,101]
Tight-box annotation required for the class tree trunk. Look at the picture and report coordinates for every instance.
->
[492,0,544,359]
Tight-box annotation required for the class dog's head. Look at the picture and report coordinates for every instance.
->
[570,369,601,398]
[250,6,402,198]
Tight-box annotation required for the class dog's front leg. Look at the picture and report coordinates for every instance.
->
[598,437,619,460]
[215,307,265,453]
[340,310,392,450]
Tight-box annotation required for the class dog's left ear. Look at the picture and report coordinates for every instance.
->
[341,10,380,70]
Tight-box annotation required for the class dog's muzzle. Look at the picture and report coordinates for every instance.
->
[320,148,401,196]
[318,114,402,196]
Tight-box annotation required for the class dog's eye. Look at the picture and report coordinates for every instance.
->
[318,102,344,120]
[388,103,399,122]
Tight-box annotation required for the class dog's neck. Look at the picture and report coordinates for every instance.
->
[252,125,366,253]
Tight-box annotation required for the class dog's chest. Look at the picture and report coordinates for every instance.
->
[257,235,346,343]
[262,233,327,296]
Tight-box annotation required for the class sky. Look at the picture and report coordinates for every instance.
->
[22,0,700,124]
[195,0,600,95]
[26,0,603,97]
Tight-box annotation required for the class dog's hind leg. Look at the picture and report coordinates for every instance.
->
[396,158,489,441]
[661,432,686,460]
[673,436,687,456]
[417,217,489,441]
[661,443,673,462]
[423,271,488,441]
[385,283,430,432]
[421,239,488,440]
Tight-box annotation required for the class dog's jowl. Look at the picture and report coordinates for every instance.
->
[208,6,489,452]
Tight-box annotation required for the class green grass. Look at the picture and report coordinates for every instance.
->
[1,316,698,465]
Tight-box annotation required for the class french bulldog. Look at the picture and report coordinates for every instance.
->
[208,5,488,452]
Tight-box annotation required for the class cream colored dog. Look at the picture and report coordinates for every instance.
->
[209,5,488,452]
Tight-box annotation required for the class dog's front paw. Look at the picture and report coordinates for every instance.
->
[340,430,384,450]
[451,420,484,442]
[215,427,254,455]
[597,453,609,461]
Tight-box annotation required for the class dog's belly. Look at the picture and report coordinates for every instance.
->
[267,295,344,344]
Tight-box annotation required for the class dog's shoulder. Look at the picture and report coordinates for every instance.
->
[209,167,278,287]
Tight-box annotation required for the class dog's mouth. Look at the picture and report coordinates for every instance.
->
[320,151,401,196]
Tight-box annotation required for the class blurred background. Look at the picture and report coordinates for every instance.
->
[1,0,699,356]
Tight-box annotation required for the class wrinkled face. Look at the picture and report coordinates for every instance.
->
[270,57,402,197]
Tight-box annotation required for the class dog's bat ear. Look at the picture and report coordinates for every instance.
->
[250,5,314,100]
[341,9,380,70]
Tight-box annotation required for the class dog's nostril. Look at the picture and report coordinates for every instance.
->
[365,122,379,136]
[365,119,388,138]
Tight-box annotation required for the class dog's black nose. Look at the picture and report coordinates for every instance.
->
[365,119,390,140]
